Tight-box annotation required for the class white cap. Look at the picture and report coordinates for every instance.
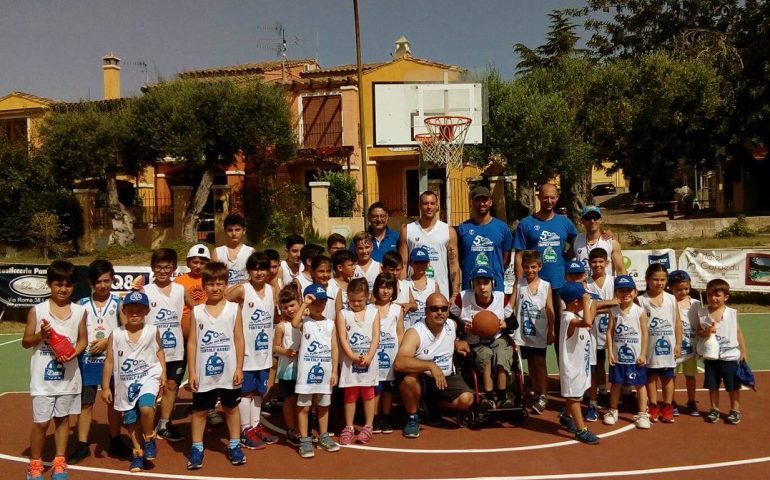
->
[186,244,211,260]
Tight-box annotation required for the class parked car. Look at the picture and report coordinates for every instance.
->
[632,192,668,212]
[591,183,617,196]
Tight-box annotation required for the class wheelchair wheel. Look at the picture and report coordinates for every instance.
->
[456,409,476,428]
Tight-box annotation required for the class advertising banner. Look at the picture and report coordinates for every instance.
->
[622,249,678,291]
[678,248,770,293]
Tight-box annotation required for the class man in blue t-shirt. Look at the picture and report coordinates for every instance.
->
[457,186,513,292]
[348,202,400,263]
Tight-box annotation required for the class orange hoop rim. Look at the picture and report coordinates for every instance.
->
[423,115,473,127]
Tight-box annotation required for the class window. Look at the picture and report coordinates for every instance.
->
[0,118,28,143]
[301,95,342,149]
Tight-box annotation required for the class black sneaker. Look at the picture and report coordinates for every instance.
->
[726,410,741,425]
[372,416,383,434]
[706,408,721,423]
[108,436,133,458]
[156,423,184,442]
[67,442,90,464]
[380,416,394,434]
[559,411,578,434]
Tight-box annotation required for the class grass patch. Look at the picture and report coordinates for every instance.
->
[0,318,26,333]
[635,233,770,251]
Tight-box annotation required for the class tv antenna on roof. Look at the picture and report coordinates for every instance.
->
[124,60,149,85]
[256,22,304,81]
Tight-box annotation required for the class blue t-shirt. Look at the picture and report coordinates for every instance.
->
[457,218,513,292]
[513,214,578,289]
[348,226,400,263]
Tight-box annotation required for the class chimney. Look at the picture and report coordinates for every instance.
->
[102,52,121,100]
[393,36,411,59]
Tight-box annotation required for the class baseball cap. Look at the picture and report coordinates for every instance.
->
[668,269,691,284]
[565,260,585,274]
[580,205,602,218]
[410,247,431,263]
[736,360,756,392]
[303,283,328,301]
[471,185,492,200]
[470,265,494,280]
[122,291,149,308]
[560,281,585,302]
[614,274,636,290]
[186,244,211,260]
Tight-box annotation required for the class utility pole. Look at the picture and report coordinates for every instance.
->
[353,0,369,228]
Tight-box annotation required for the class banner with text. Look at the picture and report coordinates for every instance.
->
[679,248,770,293]
[622,249,678,291]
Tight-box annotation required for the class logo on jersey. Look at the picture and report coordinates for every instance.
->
[201,330,231,346]
[155,308,179,325]
[618,344,636,363]
[349,332,370,346]
[471,235,494,249]
[520,300,538,336]
[127,381,142,403]
[160,328,177,349]
[205,352,225,376]
[307,340,331,354]
[249,309,272,329]
[597,314,609,334]
[654,337,671,356]
[378,350,391,369]
[308,362,325,384]
[44,360,65,381]
[255,330,270,351]
[539,231,560,244]
[614,323,636,336]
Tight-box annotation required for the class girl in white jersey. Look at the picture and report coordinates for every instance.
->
[404,247,439,328]
[337,278,381,445]
[604,275,651,429]
[212,213,255,286]
[22,261,87,480]
[638,264,681,424]
[226,252,279,449]
[273,286,304,446]
[371,272,404,435]
[102,291,165,473]
[667,270,701,416]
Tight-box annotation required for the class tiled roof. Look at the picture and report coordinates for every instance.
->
[301,56,464,78]
[0,91,56,106]
[178,58,318,79]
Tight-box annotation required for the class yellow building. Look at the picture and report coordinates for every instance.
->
[0,91,55,147]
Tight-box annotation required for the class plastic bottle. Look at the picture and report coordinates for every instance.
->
[42,320,75,359]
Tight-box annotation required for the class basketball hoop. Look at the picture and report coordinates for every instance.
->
[416,115,472,168]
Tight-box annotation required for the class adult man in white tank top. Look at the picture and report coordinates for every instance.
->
[398,190,461,301]
[572,206,625,276]
[394,293,473,438]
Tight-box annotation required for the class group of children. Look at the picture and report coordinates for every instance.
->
[22,213,751,478]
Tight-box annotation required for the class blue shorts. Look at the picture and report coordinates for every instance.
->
[647,367,675,379]
[375,380,396,395]
[609,364,647,386]
[242,369,270,395]
[122,393,156,425]
[704,360,739,392]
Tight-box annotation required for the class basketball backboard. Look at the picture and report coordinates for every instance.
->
[373,82,484,147]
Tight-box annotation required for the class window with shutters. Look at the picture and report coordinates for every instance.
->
[0,118,28,143]
[301,95,342,149]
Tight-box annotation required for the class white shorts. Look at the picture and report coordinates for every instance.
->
[296,393,332,408]
[32,394,81,423]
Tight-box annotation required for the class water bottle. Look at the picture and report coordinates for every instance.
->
[42,320,76,359]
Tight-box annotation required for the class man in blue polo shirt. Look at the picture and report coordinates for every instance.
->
[457,186,513,292]
[349,202,400,263]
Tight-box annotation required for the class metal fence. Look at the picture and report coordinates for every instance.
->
[93,193,173,229]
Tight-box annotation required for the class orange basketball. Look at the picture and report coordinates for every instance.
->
[471,310,501,338]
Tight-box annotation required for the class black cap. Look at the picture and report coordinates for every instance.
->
[471,186,492,199]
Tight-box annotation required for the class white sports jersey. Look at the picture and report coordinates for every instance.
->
[295,317,335,395]
[406,220,451,297]
[338,306,379,388]
[558,311,592,398]
[610,303,644,365]
[404,277,437,328]
[79,294,121,386]
[679,299,700,362]
[639,292,678,368]
[410,319,456,377]
[573,234,615,276]
[376,303,401,381]
[694,306,740,361]
[215,244,255,285]
[192,302,239,392]
[111,324,162,412]
[241,283,275,371]
[354,260,381,291]
[513,277,550,349]
[395,279,411,305]
[586,275,614,350]
[276,321,302,381]
[294,273,314,297]
[280,260,304,287]
[451,290,509,345]
[144,283,185,362]
[29,301,85,396]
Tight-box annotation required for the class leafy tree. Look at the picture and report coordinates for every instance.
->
[514,10,587,73]
[129,79,296,241]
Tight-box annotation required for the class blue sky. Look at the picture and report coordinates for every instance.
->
[0,0,586,101]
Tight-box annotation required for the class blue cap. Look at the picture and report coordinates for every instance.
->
[303,283,328,301]
[614,274,636,290]
[565,260,585,274]
[410,247,430,262]
[668,270,691,284]
[580,205,602,218]
[122,291,149,308]
[560,281,586,302]
[470,265,494,280]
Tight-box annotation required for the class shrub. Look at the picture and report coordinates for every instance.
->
[29,212,62,260]
[316,170,358,217]
[716,215,754,238]
[247,183,310,247]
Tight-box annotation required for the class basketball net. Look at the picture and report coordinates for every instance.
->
[415,115,472,169]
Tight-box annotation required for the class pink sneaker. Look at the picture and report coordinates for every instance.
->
[356,424,373,444]
[339,426,355,445]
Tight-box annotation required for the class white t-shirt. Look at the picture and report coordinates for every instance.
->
[29,300,85,396]
[338,306,379,388]
[410,319,456,377]
[404,277,437,328]
[586,275,614,350]
[680,299,701,362]
[513,277,550,349]
[693,306,740,361]
[79,294,121,385]
[639,292,678,368]
[406,220,451,297]
[451,290,510,345]
[376,303,401,381]
[558,310,592,398]
[276,321,302,381]
[610,303,644,365]
[215,244,256,285]
[241,283,275,371]
[192,302,239,392]
[573,234,615,276]
[111,324,162,412]
[354,260,381,292]
[280,260,304,288]
[295,317,335,395]
[144,283,185,362]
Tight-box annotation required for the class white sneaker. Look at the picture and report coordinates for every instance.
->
[603,409,618,425]
[635,411,651,429]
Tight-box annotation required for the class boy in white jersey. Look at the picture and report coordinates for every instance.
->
[144,248,187,443]
[557,281,599,445]
[292,284,341,458]
[186,262,246,470]
[451,265,514,410]
[695,279,747,424]
[281,234,305,287]
[352,231,381,291]
[332,249,357,314]
[102,291,166,473]
[572,206,625,276]
[70,260,130,465]
[23,260,87,480]
[405,247,439,327]
[326,233,347,256]
[603,275,651,429]
[293,243,324,297]
[273,286,304,446]
[382,251,416,316]
[211,213,255,286]
[226,252,280,449]
[668,270,700,415]
[309,255,337,322]
[511,250,554,415]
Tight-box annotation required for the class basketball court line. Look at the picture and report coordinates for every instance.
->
[1,452,769,480]
[0,337,21,347]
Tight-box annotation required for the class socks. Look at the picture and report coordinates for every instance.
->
[157,419,169,430]
[251,396,263,428]
[191,441,204,453]
[239,397,252,431]
[228,438,240,449]
[495,389,507,403]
